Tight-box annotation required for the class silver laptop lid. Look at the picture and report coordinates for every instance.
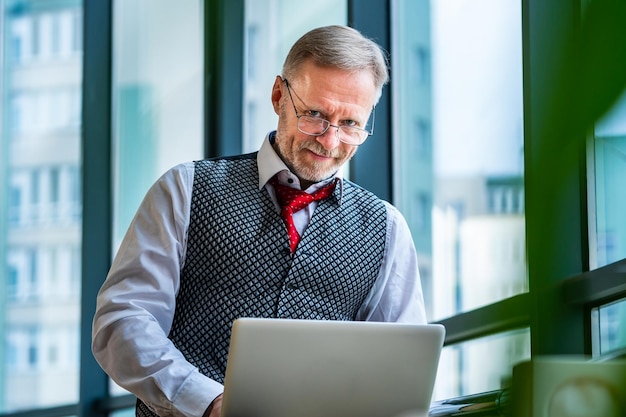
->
[220,318,445,417]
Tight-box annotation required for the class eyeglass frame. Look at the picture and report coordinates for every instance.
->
[282,78,375,146]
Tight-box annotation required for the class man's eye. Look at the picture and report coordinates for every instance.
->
[342,119,358,127]
[305,110,323,118]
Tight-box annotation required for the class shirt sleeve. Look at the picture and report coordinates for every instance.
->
[356,202,428,324]
[91,162,223,417]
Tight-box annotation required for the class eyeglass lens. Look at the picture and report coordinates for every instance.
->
[298,116,366,145]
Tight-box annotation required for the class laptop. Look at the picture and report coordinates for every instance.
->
[220,317,445,417]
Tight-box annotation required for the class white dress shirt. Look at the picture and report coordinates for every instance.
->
[91,133,426,417]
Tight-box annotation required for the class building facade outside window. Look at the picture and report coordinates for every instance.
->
[1,0,83,412]
[391,0,529,400]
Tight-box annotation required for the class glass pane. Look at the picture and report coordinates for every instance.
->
[433,328,531,401]
[592,89,626,268]
[391,0,527,322]
[110,0,204,394]
[592,298,626,358]
[112,0,204,249]
[1,0,83,412]
[243,0,347,153]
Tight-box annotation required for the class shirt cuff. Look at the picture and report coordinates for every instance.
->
[173,371,224,417]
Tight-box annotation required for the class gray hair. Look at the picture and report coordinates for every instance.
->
[281,25,389,100]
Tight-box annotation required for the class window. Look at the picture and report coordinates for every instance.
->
[411,192,430,233]
[392,0,528,398]
[585,44,626,363]
[414,118,431,158]
[592,298,626,356]
[393,0,526,316]
[31,169,40,209]
[109,0,204,401]
[111,0,204,252]
[50,13,61,56]
[30,13,39,57]
[414,46,431,85]
[27,336,38,368]
[9,16,30,63]
[242,0,348,153]
[0,0,83,413]
[590,90,626,268]
[50,167,60,217]
[9,94,28,134]
[71,8,82,52]
[7,265,19,299]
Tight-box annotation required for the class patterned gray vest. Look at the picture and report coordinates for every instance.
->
[137,153,386,416]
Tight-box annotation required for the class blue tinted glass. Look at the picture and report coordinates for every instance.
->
[597,298,626,356]
[392,0,527,400]
[110,0,205,396]
[593,90,626,268]
[1,0,83,412]
[391,0,526,322]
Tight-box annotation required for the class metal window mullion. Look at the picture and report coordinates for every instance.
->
[79,0,113,416]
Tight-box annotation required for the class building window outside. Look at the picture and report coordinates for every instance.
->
[414,45,431,85]
[412,192,430,232]
[71,8,82,52]
[9,94,24,134]
[9,16,29,63]
[414,118,431,158]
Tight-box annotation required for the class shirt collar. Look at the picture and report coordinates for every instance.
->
[257,131,344,199]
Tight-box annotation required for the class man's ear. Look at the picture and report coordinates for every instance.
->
[271,76,283,115]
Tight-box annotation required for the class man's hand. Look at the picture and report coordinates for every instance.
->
[203,394,223,417]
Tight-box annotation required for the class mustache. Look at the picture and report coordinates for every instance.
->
[298,143,339,158]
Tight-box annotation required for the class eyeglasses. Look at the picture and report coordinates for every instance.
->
[283,78,375,146]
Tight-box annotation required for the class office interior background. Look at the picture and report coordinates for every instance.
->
[1,0,625,416]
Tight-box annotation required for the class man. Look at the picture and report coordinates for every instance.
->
[92,25,426,417]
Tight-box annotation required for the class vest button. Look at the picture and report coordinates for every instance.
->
[286,283,298,290]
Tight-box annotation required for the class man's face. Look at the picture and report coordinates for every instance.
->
[271,60,378,187]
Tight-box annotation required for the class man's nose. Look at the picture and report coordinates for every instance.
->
[315,126,341,150]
